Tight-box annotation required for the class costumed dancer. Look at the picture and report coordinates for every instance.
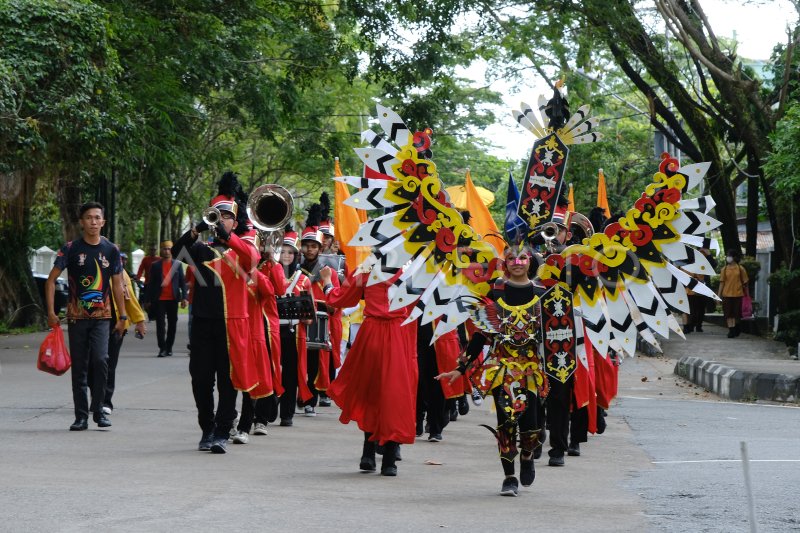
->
[438,245,547,496]
[172,172,260,454]
[320,262,418,477]
[298,205,339,416]
[278,225,314,426]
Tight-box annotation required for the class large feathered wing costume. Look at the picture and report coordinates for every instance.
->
[336,105,503,338]
[339,99,720,355]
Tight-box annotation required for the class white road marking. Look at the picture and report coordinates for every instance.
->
[653,459,800,464]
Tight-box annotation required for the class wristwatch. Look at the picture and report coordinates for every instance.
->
[119,315,128,321]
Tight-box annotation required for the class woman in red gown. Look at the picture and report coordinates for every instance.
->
[319,264,417,477]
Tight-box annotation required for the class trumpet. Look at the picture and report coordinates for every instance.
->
[202,206,221,226]
[247,184,294,255]
[539,222,560,241]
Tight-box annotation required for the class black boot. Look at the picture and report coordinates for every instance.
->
[381,441,398,476]
[734,324,741,337]
[520,454,535,487]
[727,327,736,338]
[360,434,376,472]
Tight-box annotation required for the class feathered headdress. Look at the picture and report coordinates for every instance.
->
[319,192,335,236]
[211,171,249,236]
[302,203,323,244]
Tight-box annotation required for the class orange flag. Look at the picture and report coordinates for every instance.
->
[568,183,575,212]
[464,169,505,254]
[597,168,611,218]
[334,158,369,271]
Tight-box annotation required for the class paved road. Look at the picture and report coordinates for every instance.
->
[1,317,797,532]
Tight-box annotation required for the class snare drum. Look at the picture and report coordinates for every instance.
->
[306,311,332,351]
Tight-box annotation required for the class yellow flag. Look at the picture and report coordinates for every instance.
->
[334,158,369,271]
[464,169,505,254]
[597,168,611,218]
[568,183,575,212]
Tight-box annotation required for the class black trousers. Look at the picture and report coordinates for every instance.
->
[569,405,589,445]
[304,348,321,407]
[88,328,124,410]
[546,377,574,458]
[280,325,299,420]
[154,299,179,352]
[416,345,446,435]
[189,316,237,438]
[67,319,110,419]
[237,392,277,432]
[687,294,707,329]
[493,388,539,476]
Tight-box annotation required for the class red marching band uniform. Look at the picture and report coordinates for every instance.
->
[282,228,314,403]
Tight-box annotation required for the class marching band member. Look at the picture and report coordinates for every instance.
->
[278,225,313,427]
[172,172,259,454]
[318,193,343,406]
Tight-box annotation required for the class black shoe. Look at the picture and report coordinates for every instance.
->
[457,396,469,416]
[520,458,535,487]
[734,325,741,337]
[695,326,703,333]
[198,431,214,451]
[380,464,398,477]
[359,455,376,471]
[210,437,227,454]
[157,350,167,358]
[548,454,565,467]
[533,446,542,460]
[165,351,173,357]
[682,325,692,334]
[428,433,443,442]
[449,407,458,422]
[567,442,581,457]
[727,328,736,338]
[375,444,384,456]
[93,412,112,428]
[279,418,293,427]
[500,476,519,496]
[319,396,331,407]
[69,418,88,431]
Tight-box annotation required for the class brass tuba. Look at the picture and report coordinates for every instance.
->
[247,184,294,254]
[568,212,595,245]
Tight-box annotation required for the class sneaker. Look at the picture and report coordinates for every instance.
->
[319,396,332,407]
[253,423,268,435]
[696,326,704,333]
[279,418,293,427]
[520,458,535,487]
[101,406,112,415]
[457,396,469,416]
[304,406,316,417]
[198,431,214,451]
[471,390,483,406]
[567,442,581,457]
[232,431,249,444]
[548,454,565,467]
[380,464,398,477]
[359,455,376,471]
[210,437,228,454]
[500,476,519,496]
[428,433,443,442]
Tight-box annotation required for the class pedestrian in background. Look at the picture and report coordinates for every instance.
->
[45,201,127,431]
[146,241,188,357]
[718,251,749,338]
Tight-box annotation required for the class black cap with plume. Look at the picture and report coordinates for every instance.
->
[319,192,331,222]
[216,171,249,236]
[305,203,322,228]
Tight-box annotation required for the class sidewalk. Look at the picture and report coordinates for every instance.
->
[657,322,800,403]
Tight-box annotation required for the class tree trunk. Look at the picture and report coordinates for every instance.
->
[0,170,45,327]
[57,169,82,241]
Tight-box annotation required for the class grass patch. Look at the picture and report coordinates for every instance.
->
[0,322,46,335]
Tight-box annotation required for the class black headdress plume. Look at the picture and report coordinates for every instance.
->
[544,81,570,131]
[319,192,331,223]
[217,171,249,236]
[305,203,322,228]
[285,222,294,232]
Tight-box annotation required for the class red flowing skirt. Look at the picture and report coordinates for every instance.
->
[328,317,418,445]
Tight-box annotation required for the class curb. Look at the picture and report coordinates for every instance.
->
[674,356,800,403]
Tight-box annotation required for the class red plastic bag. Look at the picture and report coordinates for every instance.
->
[37,326,71,376]
[741,294,754,320]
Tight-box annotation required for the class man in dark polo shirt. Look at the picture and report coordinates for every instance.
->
[46,201,126,431]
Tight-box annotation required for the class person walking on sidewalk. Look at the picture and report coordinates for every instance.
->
[45,201,127,431]
[146,241,188,357]
[718,251,749,338]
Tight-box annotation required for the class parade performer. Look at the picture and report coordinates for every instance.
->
[320,262,417,477]
[172,172,259,454]
[232,228,282,443]
[332,87,720,494]
[318,192,343,407]
[298,205,339,415]
[278,225,313,426]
